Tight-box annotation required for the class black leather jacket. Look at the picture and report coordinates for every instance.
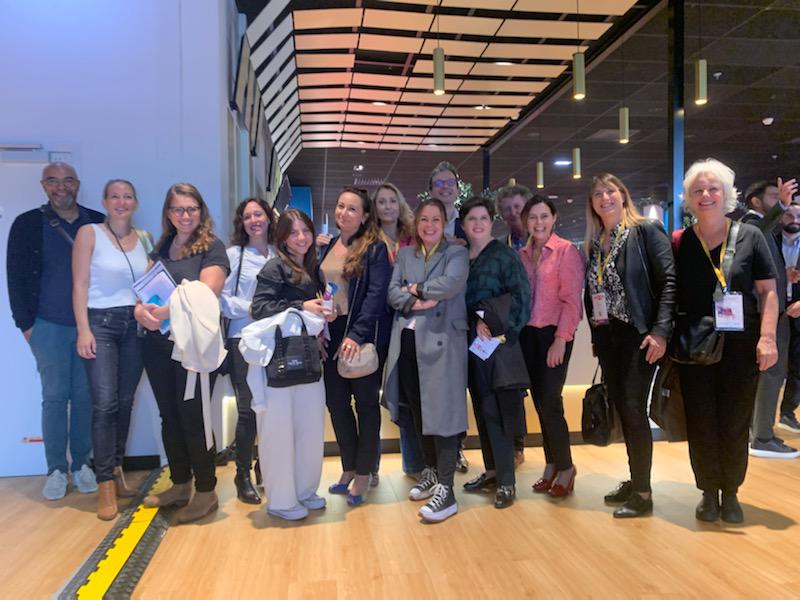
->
[585,219,676,341]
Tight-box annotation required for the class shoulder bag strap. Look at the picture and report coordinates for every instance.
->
[106,223,138,284]
[40,205,76,246]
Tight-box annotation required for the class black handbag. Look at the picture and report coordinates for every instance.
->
[670,221,739,366]
[266,320,322,388]
[649,357,687,442]
[581,365,623,447]
[217,246,245,376]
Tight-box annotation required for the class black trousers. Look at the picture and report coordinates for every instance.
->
[678,332,759,493]
[399,329,459,487]
[519,325,574,471]
[229,339,256,470]
[468,382,519,487]
[143,332,217,492]
[323,315,381,476]
[593,319,655,494]
[780,324,800,417]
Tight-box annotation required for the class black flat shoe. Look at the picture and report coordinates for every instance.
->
[721,493,744,523]
[695,491,720,522]
[613,493,652,518]
[494,485,516,509]
[604,480,633,504]
[463,472,497,492]
[455,448,469,473]
[234,469,262,505]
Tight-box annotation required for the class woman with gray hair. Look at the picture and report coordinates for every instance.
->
[675,158,778,524]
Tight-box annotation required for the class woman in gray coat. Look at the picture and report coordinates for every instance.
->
[383,198,469,523]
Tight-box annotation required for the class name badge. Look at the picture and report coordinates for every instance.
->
[714,292,744,331]
[591,292,609,325]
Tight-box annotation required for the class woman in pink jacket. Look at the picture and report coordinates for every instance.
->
[518,195,584,498]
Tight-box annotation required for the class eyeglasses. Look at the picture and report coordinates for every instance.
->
[169,206,200,216]
[42,177,78,188]
[432,178,457,188]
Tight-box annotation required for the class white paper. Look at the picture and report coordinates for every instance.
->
[469,336,501,360]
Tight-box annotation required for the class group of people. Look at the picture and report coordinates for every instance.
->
[7,159,798,526]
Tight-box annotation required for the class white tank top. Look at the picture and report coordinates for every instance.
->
[88,224,149,308]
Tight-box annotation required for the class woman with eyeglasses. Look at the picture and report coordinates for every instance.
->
[372,182,425,479]
[135,183,230,524]
[318,187,391,506]
[72,179,151,520]
[383,198,469,523]
[220,198,276,505]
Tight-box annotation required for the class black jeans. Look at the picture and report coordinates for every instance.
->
[469,385,519,487]
[780,324,800,417]
[229,339,256,471]
[83,307,143,483]
[678,332,759,493]
[519,326,574,471]
[323,315,381,476]
[143,332,217,492]
[593,319,656,494]
[399,329,459,487]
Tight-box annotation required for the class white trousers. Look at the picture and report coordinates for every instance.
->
[255,379,325,511]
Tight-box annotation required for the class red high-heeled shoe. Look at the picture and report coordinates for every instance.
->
[532,475,555,493]
[548,466,576,498]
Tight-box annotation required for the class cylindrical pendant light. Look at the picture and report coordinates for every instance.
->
[619,106,630,144]
[508,177,516,186]
[695,58,708,106]
[572,147,581,179]
[572,52,586,100]
[433,47,445,96]
[536,161,544,189]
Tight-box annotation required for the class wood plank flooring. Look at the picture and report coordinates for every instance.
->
[2,435,800,599]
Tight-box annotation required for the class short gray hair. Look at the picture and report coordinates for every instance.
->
[683,158,738,214]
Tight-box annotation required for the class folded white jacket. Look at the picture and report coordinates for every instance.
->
[169,279,227,449]
[239,308,326,413]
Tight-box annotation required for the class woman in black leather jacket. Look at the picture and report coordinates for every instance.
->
[583,173,676,518]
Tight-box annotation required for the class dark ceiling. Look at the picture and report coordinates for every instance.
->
[267,0,800,242]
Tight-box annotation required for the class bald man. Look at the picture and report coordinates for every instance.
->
[7,162,104,499]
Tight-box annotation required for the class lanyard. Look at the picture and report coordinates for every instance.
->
[595,227,623,286]
[696,220,731,292]
[379,229,399,260]
[422,240,440,261]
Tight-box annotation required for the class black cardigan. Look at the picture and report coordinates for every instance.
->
[584,219,677,341]
[250,257,324,320]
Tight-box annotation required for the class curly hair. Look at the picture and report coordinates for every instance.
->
[155,183,217,258]
[230,197,275,247]
[337,186,380,280]
[373,182,414,241]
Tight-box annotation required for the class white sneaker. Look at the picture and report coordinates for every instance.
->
[72,464,98,493]
[267,505,309,520]
[299,494,327,510]
[43,470,68,500]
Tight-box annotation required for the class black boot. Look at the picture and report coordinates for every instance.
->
[721,492,743,523]
[695,490,720,522]
[234,468,262,505]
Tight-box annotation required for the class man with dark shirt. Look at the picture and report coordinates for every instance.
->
[778,203,800,433]
[7,162,105,499]
[741,178,800,458]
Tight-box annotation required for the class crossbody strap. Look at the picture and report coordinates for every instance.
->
[715,221,739,298]
[106,223,138,284]
[40,204,76,246]
[341,275,378,345]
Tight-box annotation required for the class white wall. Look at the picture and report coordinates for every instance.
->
[0,0,238,476]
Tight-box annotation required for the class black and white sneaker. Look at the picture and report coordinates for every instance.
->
[409,467,438,501]
[778,413,800,434]
[749,437,800,459]
[419,484,458,522]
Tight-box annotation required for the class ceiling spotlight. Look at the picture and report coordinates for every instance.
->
[494,61,513,66]
[474,105,491,111]
[357,141,366,145]
[372,101,387,106]
[353,164,365,172]
[554,159,572,167]
[712,71,723,80]
[566,198,574,204]
[762,117,775,126]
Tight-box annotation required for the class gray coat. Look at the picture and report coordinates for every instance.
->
[383,241,469,437]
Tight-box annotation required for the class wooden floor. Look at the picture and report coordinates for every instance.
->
[3,434,800,599]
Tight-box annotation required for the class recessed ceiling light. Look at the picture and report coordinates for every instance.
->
[566,198,574,204]
[357,141,366,144]
[494,61,513,66]
[762,117,775,126]
[554,159,572,167]
[353,164,364,172]
[372,101,387,106]
[474,105,491,111]
[712,71,723,80]
[428,143,438,147]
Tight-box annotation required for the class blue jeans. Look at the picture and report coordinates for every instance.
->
[397,404,425,475]
[83,307,144,482]
[28,318,92,474]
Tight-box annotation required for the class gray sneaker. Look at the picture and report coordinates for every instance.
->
[409,467,438,501]
[43,470,68,500]
[419,484,458,522]
[72,464,98,493]
[778,413,800,434]
[749,437,800,459]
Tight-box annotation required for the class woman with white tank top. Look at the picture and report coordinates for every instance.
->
[72,179,151,521]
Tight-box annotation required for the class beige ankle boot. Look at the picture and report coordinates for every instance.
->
[175,490,219,524]
[143,481,192,509]
[114,467,137,498]
[97,481,118,521]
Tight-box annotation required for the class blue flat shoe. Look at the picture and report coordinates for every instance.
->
[346,493,365,506]
[328,482,350,494]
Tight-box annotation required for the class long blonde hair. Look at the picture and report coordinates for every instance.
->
[156,183,216,257]
[373,182,414,241]
[583,173,645,254]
